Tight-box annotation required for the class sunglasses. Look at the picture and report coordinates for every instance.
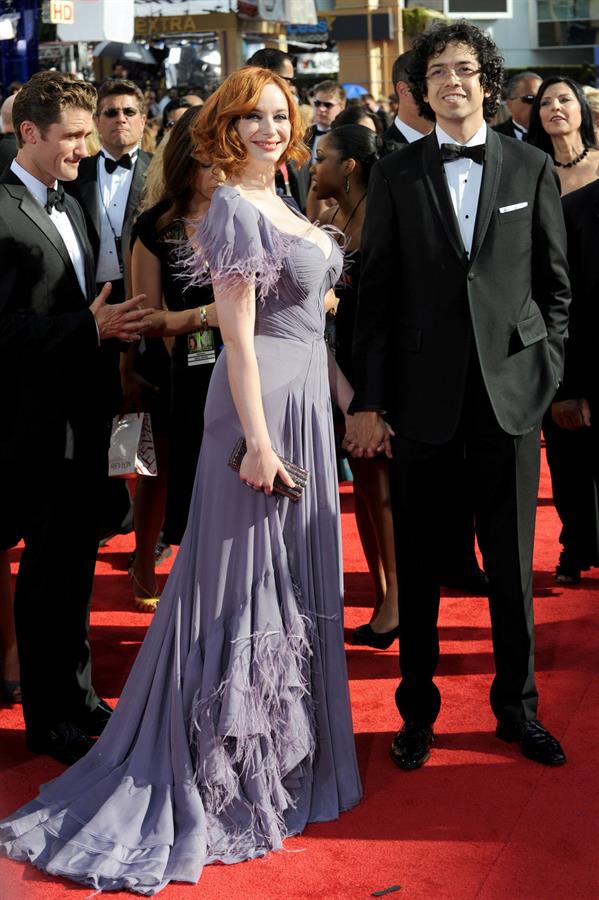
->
[313,99,336,110]
[517,95,536,105]
[101,106,140,118]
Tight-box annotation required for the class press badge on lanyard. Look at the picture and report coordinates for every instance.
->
[187,329,216,366]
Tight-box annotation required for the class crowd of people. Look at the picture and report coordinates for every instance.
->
[0,18,597,895]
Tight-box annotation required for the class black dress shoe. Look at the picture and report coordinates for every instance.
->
[441,568,489,595]
[351,623,400,650]
[75,698,113,737]
[27,721,95,766]
[390,722,434,770]
[496,719,566,766]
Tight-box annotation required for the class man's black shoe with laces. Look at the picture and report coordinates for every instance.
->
[390,722,434,770]
[496,719,566,765]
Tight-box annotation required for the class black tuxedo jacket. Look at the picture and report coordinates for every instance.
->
[64,150,152,273]
[493,118,527,141]
[352,128,570,442]
[0,168,105,464]
[382,121,408,147]
[560,179,599,401]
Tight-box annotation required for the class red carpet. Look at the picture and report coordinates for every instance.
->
[1,452,598,899]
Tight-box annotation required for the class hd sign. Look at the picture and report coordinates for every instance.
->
[47,0,75,23]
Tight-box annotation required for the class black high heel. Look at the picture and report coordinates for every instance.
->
[350,623,399,650]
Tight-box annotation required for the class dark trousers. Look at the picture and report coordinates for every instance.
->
[390,357,540,727]
[12,447,105,738]
[543,411,599,568]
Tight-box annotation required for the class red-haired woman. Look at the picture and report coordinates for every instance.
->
[0,67,363,892]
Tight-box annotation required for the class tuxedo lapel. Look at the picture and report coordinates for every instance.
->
[78,156,101,243]
[3,181,83,290]
[422,132,468,267]
[469,128,502,266]
[123,152,148,234]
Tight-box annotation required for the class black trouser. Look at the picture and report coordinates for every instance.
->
[543,411,599,568]
[13,446,105,739]
[390,357,540,727]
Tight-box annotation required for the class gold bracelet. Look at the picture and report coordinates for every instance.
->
[198,305,207,330]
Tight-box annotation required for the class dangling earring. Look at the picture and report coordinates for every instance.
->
[344,176,350,193]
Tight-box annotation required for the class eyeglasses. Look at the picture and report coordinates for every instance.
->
[514,94,536,105]
[164,120,176,129]
[425,64,481,82]
[313,99,336,109]
[101,106,140,118]
[281,75,296,86]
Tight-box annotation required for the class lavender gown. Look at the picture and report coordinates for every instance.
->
[0,185,362,894]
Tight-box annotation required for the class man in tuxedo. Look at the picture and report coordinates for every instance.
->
[493,71,541,142]
[65,79,150,306]
[0,71,150,764]
[384,49,487,595]
[305,80,346,164]
[65,80,151,536]
[347,22,570,768]
[384,49,433,146]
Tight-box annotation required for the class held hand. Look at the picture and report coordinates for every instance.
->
[239,446,295,496]
[90,286,151,342]
[551,398,591,430]
[343,411,394,459]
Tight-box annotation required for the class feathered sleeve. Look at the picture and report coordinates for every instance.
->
[182,185,293,301]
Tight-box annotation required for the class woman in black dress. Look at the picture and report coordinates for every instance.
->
[312,125,399,648]
[128,106,223,608]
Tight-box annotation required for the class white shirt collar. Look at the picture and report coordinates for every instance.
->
[394,115,430,144]
[512,119,527,134]
[10,158,57,207]
[435,121,487,148]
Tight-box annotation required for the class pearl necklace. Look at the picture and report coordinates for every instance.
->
[554,147,589,168]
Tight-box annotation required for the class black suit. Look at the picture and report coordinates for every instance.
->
[493,117,527,141]
[0,132,17,170]
[0,168,107,741]
[382,121,409,146]
[352,129,570,725]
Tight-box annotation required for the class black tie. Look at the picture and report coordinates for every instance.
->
[103,153,132,174]
[45,184,65,214]
[440,143,486,165]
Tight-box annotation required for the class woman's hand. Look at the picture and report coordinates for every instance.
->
[239,445,295,496]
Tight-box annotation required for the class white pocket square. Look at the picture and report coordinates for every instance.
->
[499,202,528,213]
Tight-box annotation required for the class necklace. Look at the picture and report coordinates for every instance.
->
[554,147,589,168]
[331,192,367,234]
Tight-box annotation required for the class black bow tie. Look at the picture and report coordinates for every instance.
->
[103,153,132,174]
[440,143,486,165]
[45,185,65,214]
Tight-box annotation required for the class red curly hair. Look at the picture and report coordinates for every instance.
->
[193,67,309,178]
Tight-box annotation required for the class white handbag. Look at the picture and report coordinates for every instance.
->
[108,413,157,478]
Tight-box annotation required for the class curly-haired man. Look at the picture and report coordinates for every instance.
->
[347,21,571,769]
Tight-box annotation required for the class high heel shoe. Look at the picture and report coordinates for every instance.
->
[350,623,399,650]
[131,573,160,613]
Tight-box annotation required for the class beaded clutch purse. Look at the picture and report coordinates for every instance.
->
[228,437,309,502]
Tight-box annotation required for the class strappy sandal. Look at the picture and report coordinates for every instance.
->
[131,573,160,613]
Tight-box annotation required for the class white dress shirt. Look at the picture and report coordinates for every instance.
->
[11,158,87,297]
[436,121,487,257]
[512,120,527,141]
[95,147,138,284]
[394,115,429,145]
